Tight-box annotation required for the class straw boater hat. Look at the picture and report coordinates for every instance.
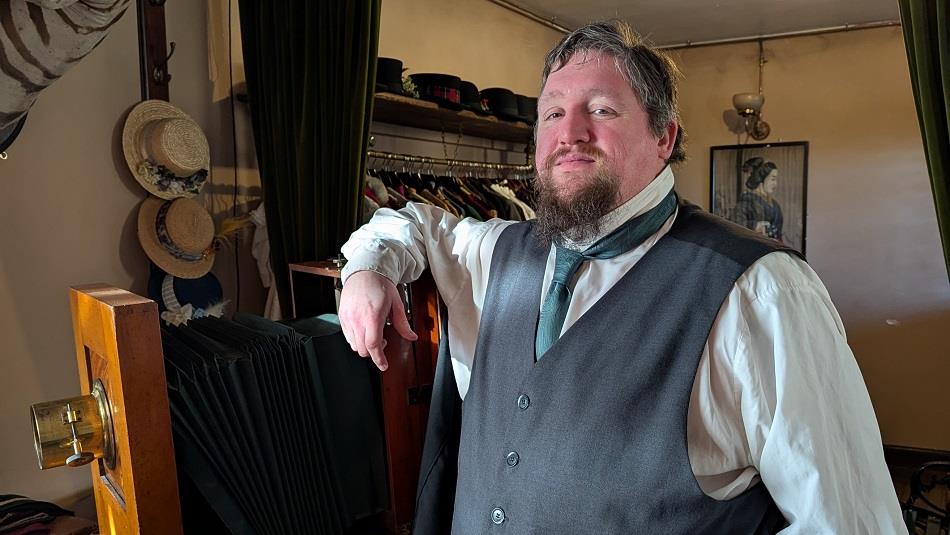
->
[123,100,210,199]
[137,196,216,279]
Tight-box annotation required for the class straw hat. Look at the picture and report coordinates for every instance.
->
[137,196,215,279]
[123,100,210,199]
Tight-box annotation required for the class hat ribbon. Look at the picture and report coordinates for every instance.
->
[161,274,185,311]
[423,86,460,103]
[155,201,213,262]
[140,160,209,196]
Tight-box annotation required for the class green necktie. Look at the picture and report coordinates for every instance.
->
[535,190,678,360]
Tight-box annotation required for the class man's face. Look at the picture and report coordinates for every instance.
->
[535,50,674,209]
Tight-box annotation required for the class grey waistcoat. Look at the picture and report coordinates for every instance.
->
[449,202,798,534]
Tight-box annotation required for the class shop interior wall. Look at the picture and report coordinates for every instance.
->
[372,0,562,166]
[669,26,950,450]
[379,5,950,451]
[4,0,945,512]
[0,0,262,507]
[0,0,557,507]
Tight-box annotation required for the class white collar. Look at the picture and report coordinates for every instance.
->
[562,165,676,250]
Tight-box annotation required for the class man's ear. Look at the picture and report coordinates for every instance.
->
[657,121,678,160]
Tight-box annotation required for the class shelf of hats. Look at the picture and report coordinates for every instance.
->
[235,58,536,145]
[374,57,537,144]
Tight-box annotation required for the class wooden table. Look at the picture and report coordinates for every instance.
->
[288,260,343,318]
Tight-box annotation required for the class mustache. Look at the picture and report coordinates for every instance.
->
[540,146,607,173]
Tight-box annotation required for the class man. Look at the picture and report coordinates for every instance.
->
[339,20,905,534]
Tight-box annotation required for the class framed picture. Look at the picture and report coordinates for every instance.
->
[709,141,809,254]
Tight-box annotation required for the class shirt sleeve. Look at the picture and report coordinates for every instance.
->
[340,201,514,309]
[730,252,905,534]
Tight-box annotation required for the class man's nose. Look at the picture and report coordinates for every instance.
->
[558,112,591,146]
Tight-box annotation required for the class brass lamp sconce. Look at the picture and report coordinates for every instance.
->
[732,39,771,141]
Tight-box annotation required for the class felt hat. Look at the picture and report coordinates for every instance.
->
[137,196,216,279]
[480,88,521,122]
[376,57,407,95]
[123,100,210,199]
[517,94,538,125]
[409,73,463,110]
[147,263,226,325]
[459,81,490,115]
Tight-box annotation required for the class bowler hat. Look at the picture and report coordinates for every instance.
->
[480,88,521,122]
[459,81,490,115]
[517,94,538,125]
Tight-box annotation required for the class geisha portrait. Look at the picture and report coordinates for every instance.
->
[710,142,808,254]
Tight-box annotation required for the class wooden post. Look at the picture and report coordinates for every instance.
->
[136,0,171,101]
[70,285,182,534]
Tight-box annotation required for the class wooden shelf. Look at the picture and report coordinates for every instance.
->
[372,92,534,144]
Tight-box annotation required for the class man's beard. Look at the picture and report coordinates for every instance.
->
[532,149,621,246]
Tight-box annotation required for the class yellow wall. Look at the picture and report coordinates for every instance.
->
[670,27,950,450]
[379,0,563,97]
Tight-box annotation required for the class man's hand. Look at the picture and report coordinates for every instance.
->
[338,270,418,371]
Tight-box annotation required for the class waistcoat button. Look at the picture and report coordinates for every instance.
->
[491,507,506,524]
[506,451,519,466]
[517,394,530,410]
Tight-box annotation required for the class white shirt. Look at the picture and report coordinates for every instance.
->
[341,166,905,534]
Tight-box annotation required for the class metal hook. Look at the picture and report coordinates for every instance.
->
[0,151,7,160]
[151,42,176,85]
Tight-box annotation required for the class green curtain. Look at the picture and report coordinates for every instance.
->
[898,0,950,281]
[238,0,380,315]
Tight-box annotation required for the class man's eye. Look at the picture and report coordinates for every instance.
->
[544,111,563,120]
[592,108,614,116]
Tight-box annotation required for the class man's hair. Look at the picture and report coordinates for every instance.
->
[540,20,686,164]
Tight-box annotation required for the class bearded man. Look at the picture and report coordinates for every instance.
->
[338,20,904,535]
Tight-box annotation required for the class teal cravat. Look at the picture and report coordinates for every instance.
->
[535,190,678,359]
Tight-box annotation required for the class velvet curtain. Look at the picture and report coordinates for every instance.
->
[238,0,380,314]
[898,0,950,280]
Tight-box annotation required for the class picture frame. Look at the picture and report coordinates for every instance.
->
[709,141,809,255]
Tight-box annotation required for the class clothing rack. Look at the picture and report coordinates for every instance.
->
[366,149,534,175]
[370,130,527,153]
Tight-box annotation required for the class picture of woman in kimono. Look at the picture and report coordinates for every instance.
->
[734,156,784,242]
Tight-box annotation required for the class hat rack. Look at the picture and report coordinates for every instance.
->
[366,149,534,175]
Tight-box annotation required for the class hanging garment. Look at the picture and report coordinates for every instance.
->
[249,203,282,320]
